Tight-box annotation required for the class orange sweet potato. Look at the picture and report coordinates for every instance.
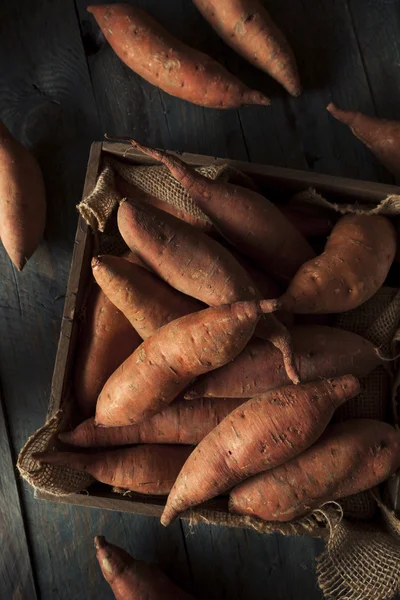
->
[192,0,301,96]
[96,299,270,427]
[0,121,46,270]
[59,397,245,448]
[34,445,192,495]
[161,375,360,525]
[327,103,400,177]
[88,4,269,109]
[74,283,142,417]
[95,536,194,600]
[92,255,203,339]
[230,419,400,522]
[266,214,396,315]
[185,325,381,399]
[126,140,315,283]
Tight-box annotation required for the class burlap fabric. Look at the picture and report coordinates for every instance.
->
[17,158,400,600]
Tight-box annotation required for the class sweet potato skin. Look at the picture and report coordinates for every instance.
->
[35,445,192,495]
[96,300,265,427]
[0,121,46,270]
[185,325,381,398]
[94,536,194,600]
[193,0,301,96]
[230,419,400,521]
[74,283,141,417]
[278,214,396,314]
[92,255,203,339]
[161,375,360,525]
[59,397,245,447]
[88,4,269,109]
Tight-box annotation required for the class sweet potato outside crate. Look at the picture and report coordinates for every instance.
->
[18,141,400,600]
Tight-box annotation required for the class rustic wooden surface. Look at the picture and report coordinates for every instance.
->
[1,0,400,598]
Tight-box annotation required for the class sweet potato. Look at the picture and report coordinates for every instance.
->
[117,197,299,384]
[126,140,315,283]
[34,445,192,495]
[88,4,269,109]
[74,283,142,417]
[96,299,270,427]
[0,121,46,270]
[327,103,400,177]
[161,375,360,525]
[230,419,400,522]
[192,0,301,96]
[185,325,381,399]
[94,536,194,600]
[265,214,397,315]
[92,255,203,339]
[59,397,245,448]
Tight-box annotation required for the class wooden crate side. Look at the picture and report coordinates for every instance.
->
[102,141,400,204]
[48,142,102,418]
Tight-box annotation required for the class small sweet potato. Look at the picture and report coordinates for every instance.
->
[192,0,301,96]
[34,445,192,495]
[161,375,360,525]
[185,325,381,398]
[94,536,194,600]
[266,214,396,314]
[96,299,270,427]
[230,419,400,521]
[127,140,315,283]
[74,283,142,417]
[92,255,203,339]
[59,397,244,447]
[0,121,46,270]
[327,102,400,178]
[88,4,269,109]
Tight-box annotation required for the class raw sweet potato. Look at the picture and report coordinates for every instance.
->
[117,197,299,383]
[34,444,192,495]
[95,536,194,600]
[96,299,271,427]
[125,140,315,283]
[92,255,203,339]
[88,4,269,109]
[74,283,142,417]
[230,419,400,522]
[161,375,360,525]
[0,121,46,270]
[192,0,301,96]
[327,103,400,177]
[185,325,381,399]
[59,397,245,448]
[266,214,397,314]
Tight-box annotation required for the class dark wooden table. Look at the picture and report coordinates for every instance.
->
[1,1,400,598]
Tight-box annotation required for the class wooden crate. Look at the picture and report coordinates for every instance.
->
[35,140,400,520]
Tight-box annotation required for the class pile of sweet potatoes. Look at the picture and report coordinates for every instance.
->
[35,144,400,527]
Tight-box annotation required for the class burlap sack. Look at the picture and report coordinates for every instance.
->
[18,158,400,600]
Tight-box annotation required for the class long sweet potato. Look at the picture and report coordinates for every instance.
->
[230,419,400,522]
[88,4,269,109]
[95,536,194,600]
[117,197,299,383]
[161,375,360,525]
[92,255,203,339]
[74,283,142,417]
[59,397,245,447]
[265,214,396,314]
[125,140,315,283]
[34,445,192,495]
[185,325,381,398]
[0,121,46,270]
[96,299,271,427]
[327,103,400,178]
[192,0,301,96]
